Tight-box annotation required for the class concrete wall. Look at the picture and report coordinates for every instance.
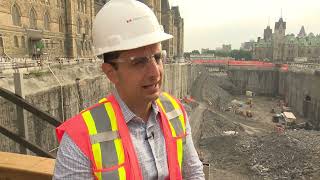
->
[279,71,320,129]
[228,68,279,96]
[0,63,193,153]
[227,67,320,129]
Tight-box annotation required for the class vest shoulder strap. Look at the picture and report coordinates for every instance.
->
[156,92,187,137]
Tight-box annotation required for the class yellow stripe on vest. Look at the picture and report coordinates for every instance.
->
[156,92,186,170]
[162,92,186,133]
[104,102,126,180]
[82,110,103,180]
[161,93,186,169]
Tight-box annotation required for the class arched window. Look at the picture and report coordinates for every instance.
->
[12,4,21,26]
[0,36,3,47]
[44,12,50,30]
[59,17,64,32]
[77,18,82,34]
[85,20,89,35]
[14,36,19,47]
[61,0,64,7]
[21,36,25,48]
[78,0,81,11]
[81,0,85,13]
[30,8,37,29]
[59,40,63,49]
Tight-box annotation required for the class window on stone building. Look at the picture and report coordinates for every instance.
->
[30,8,37,29]
[44,12,50,30]
[84,0,87,13]
[77,18,82,34]
[45,40,49,48]
[0,36,3,47]
[88,41,91,51]
[61,0,64,7]
[60,40,63,49]
[14,36,19,48]
[85,20,89,35]
[59,17,64,32]
[21,36,25,48]
[12,4,21,26]
[81,0,85,12]
[57,0,60,7]
[78,0,81,11]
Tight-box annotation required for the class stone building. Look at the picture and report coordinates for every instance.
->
[0,0,95,59]
[161,2,184,62]
[253,18,320,62]
[0,0,184,60]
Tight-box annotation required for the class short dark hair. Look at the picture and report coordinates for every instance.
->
[103,51,121,69]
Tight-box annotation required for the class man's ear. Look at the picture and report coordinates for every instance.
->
[101,63,119,84]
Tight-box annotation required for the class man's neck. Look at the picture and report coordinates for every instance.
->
[128,101,152,122]
[116,91,152,122]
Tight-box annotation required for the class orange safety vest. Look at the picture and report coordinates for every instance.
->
[56,92,187,180]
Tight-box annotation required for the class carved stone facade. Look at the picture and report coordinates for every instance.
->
[161,1,184,62]
[0,0,184,59]
[253,18,320,62]
[0,0,94,59]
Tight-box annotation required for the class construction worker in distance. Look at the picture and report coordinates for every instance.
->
[53,0,205,179]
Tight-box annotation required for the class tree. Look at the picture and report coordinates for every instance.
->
[230,50,252,60]
[191,50,200,54]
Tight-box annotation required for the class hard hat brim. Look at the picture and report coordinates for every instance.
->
[94,31,173,56]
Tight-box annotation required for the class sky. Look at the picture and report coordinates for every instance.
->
[168,0,320,51]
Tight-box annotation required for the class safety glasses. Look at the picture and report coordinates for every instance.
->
[111,50,167,68]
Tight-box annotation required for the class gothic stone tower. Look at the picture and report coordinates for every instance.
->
[273,17,286,61]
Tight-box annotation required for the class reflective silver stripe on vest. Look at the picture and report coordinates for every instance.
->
[166,109,182,120]
[159,95,184,136]
[89,104,119,180]
[90,131,119,144]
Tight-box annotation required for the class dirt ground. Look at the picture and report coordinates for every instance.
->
[191,73,320,180]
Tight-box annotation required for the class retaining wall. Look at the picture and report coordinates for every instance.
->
[0,63,194,153]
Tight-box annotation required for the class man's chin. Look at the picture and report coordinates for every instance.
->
[146,91,161,102]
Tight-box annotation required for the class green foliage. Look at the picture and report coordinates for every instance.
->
[26,70,49,78]
[201,49,252,60]
[230,50,252,60]
[191,50,200,54]
[35,41,44,49]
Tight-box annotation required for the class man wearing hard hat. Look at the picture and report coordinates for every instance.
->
[53,0,204,179]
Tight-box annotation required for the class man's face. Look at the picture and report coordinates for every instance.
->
[106,43,164,105]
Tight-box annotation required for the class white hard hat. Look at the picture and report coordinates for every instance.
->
[93,0,173,56]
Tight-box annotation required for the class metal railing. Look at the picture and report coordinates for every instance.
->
[0,87,61,158]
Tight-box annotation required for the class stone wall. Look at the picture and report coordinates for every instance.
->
[0,63,193,153]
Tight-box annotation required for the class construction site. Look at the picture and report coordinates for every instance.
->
[0,59,320,179]
[188,63,320,180]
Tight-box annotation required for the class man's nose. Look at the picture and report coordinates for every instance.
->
[145,56,161,77]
